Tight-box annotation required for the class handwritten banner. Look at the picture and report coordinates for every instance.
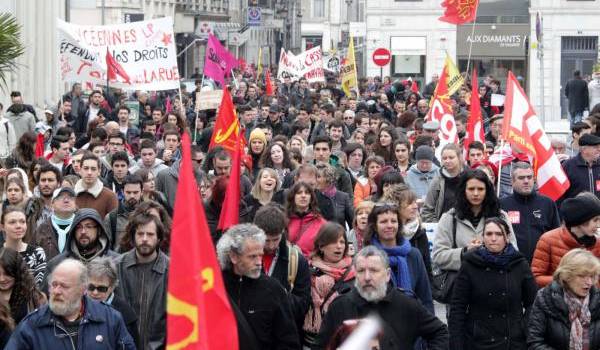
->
[57,17,179,91]
[276,46,325,83]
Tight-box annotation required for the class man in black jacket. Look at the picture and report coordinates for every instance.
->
[560,133,600,204]
[500,162,561,263]
[253,204,311,340]
[565,70,590,127]
[217,223,300,350]
[314,246,448,350]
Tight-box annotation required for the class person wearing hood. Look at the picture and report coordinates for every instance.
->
[449,217,537,350]
[104,174,143,251]
[129,139,168,176]
[405,145,440,200]
[532,192,600,287]
[43,207,120,291]
[0,102,17,162]
[74,154,118,219]
[4,91,36,142]
[421,144,465,223]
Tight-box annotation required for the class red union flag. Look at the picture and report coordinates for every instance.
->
[439,0,480,25]
[464,68,485,158]
[502,71,570,201]
[426,65,458,159]
[209,88,243,152]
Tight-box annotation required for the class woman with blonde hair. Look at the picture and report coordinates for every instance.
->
[346,201,375,255]
[288,135,307,159]
[528,249,600,349]
[243,167,279,221]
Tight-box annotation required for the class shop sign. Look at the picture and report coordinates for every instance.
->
[457,24,529,57]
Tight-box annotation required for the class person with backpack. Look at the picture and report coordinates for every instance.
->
[253,204,311,345]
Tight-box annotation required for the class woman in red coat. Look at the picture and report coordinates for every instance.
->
[286,181,326,257]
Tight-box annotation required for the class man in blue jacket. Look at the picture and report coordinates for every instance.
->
[6,258,135,349]
[499,162,561,263]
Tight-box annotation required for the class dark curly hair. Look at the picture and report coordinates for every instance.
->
[454,169,500,220]
[363,203,402,247]
[119,200,172,253]
[259,142,296,170]
[0,248,43,321]
[285,181,320,217]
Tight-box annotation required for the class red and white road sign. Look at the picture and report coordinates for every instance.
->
[372,48,391,67]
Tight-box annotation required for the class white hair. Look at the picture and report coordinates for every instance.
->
[216,224,266,270]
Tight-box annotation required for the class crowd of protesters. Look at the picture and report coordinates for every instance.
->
[0,68,598,350]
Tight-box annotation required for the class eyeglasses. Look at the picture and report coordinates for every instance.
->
[109,142,124,146]
[76,224,97,232]
[88,284,109,293]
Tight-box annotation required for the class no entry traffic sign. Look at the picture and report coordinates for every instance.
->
[372,48,391,67]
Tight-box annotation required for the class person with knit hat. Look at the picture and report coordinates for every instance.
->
[531,192,600,287]
[247,128,267,179]
[405,145,440,200]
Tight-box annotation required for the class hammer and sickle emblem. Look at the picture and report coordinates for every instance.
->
[166,268,215,350]
[214,120,239,144]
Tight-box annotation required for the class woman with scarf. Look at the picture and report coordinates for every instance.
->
[303,222,355,347]
[347,201,375,256]
[363,203,434,314]
[286,182,327,257]
[528,249,600,350]
[383,184,433,284]
[449,217,537,350]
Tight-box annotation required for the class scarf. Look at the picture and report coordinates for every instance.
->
[564,290,591,350]
[371,235,412,291]
[402,218,420,241]
[321,184,337,198]
[51,214,74,253]
[303,255,355,334]
[476,244,517,268]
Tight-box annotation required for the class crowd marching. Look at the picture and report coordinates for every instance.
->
[0,61,598,350]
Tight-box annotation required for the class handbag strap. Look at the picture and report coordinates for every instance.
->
[451,214,457,249]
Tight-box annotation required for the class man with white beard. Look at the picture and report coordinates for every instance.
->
[6,259,135,349]
[217,223,300,349]
[314,246,448,350]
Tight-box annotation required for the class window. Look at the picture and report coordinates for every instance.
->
[313,0,325,18]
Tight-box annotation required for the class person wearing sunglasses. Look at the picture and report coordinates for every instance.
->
[87,257,140,349]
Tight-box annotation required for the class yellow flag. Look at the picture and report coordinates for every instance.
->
[341,36,358,97]
[444,53,464,96]
[257,47,263,79]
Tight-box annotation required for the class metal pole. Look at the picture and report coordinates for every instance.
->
[465,5,480,75]
[538,19,545,126]
[101,0,105,25]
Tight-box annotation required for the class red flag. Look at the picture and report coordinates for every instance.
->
[35,133,45,158]
[217,136,241,231]
[265,69,274,96]
[165,96,172,114]
[105,48,131,84]
[426,65,458,158]
[464,68,485,158]
[410,79,419,94]
[439,0,479,25]
[502,71,570,200]
[209,89,243,152]
[167,133,239,350]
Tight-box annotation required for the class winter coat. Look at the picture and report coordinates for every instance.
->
[4,106,35,141]
[129,158,169,177]
[421,169,461,223]
[104,202,135,251]
[432,208,518,272]
[531,226,600,287]
[287,212,327,257]
[528,281,600,350]
[116,249,169,350]
[314,287,449,350]
[0,118,17,160]
[4,296,136,350]
[223,269,300,350]
[589,78,600,110]
[559,153,600,203]
[405,163,440,200]
[499,191,561,263]
[266,238,312,338]
[74,179,119,219]
[33,216,63,261]
[353,177,374,207]
[111,294,141,350]
[408,225,433,285]
[565,77,590,114]
[155,160,179,210]
[43,209,120,293]
[319,190,353,229]
[449,249,537,350]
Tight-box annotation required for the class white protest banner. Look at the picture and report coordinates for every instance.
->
[295,46,325,83]
[277,48,302,82]
[57,17,179,91]
[196,90,224,111]
[323,51,340,73]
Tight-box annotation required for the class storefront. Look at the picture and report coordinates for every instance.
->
[457,24,529,90]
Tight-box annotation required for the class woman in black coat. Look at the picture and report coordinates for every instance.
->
[449,217,537,350]
[528,249,600,350]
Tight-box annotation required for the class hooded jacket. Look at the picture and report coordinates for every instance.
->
[0,118,17,159]
[405,163,440,199]
[4,104,36,141]
[43,208,119,290]
[129,158,169,177]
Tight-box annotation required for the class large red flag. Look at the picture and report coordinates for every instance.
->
[439,0,479,25]
[410,79,419,94]
[217,136,241,231]
[209,89,242,152]
[167,133,238,350]
[426,65,458,159]
[106,48,131,84]
[265,69,274,96]
[502,71,570,200]
[464,68,485,158]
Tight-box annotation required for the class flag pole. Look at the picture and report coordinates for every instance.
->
[496,139,504,197]
[465,5,480,76]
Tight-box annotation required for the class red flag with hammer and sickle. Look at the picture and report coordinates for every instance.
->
[439,0,479,25]
[209,88,245,153]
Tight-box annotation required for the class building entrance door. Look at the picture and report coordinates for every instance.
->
[560,36,598,118]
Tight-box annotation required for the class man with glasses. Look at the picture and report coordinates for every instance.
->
[342,109,356,134]
[6,259,136,349]
[34,187,78,261]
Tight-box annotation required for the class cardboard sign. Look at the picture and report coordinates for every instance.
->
[196,90,224,111]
